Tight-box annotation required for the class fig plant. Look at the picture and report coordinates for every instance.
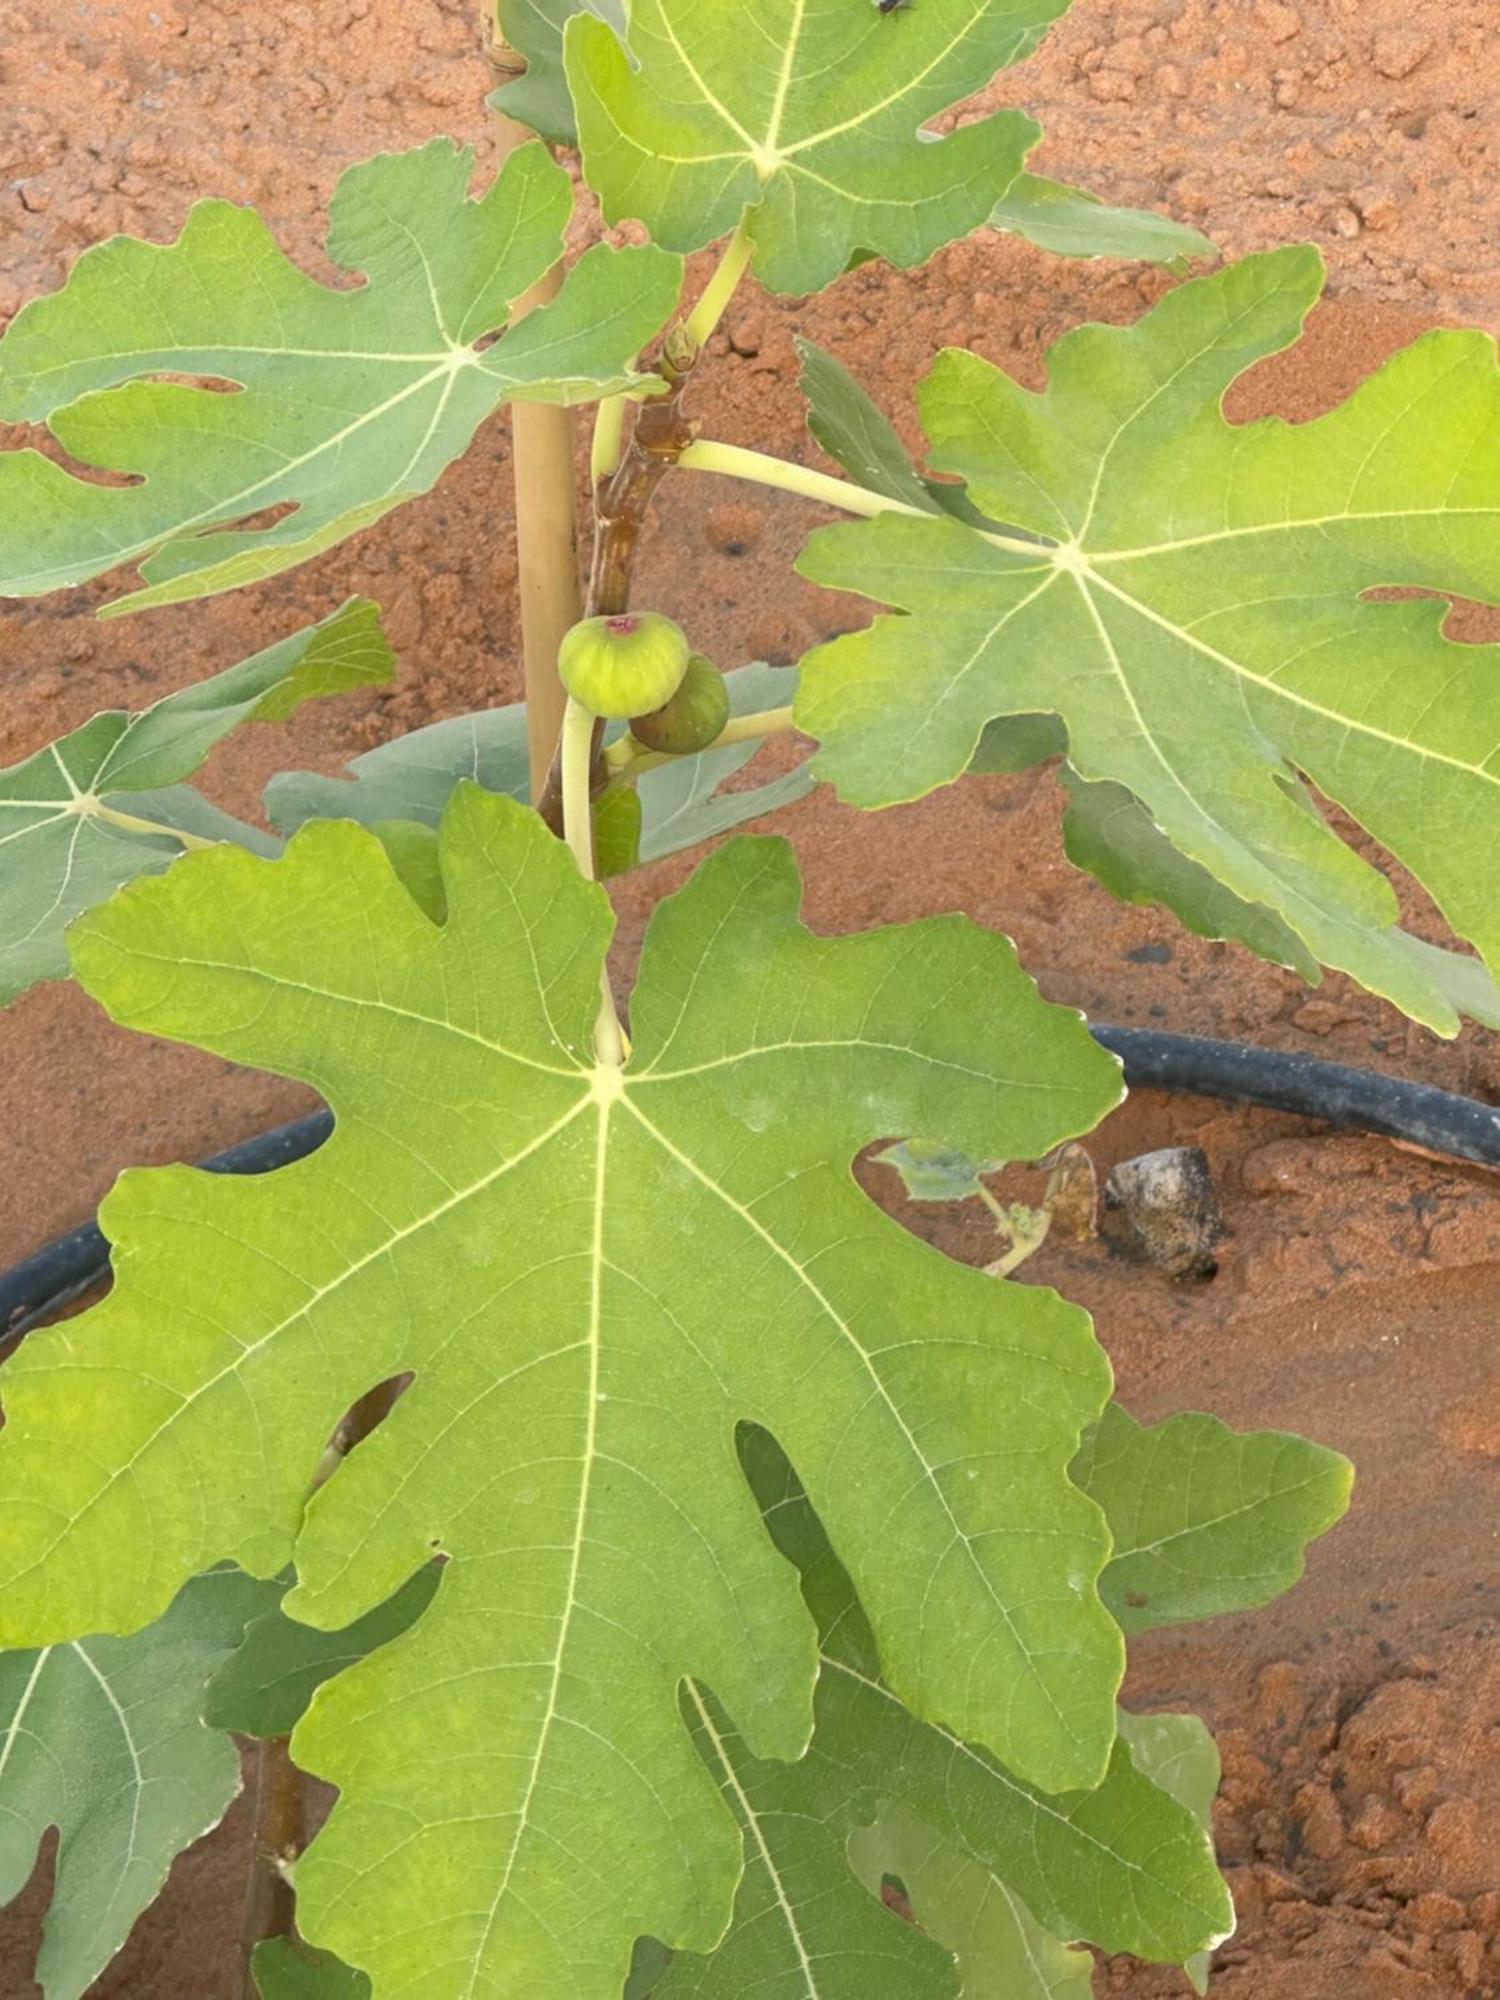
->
[1,2,1495,1996]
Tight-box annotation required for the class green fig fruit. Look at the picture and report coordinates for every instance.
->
[558,611,690,720]
[629,653,731,755]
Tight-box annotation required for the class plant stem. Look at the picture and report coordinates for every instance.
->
[985,1212,1052,1280]
[537,362,700,835]
[676,441,1049,557]
[483,13,583,804]
[87,800,215,849]
[236,1735,303,1999]
[680,219,755,355]
[604,703,797,777]
[561,697,625,1067]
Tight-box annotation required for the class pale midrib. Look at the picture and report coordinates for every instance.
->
[1107,1469,1331,1561]
[15,812,89,947]
[635,1033,1061,1090]
[989,1875,1064,1984]
[626,1,992,176]
[1086,567,1500,785]
[1069,570,1434,984]
[86,944,583,1079]
[902,567,1058,759]
[5,1092,595,1603]
[465,1096,610,1995]
[1068,573,1248,886]
[72,1639,146,1871]
[655,9,759,152]
[761,0,806,158]
[17,343,459,383]
[777,1,991,161]
[1094,503,1500,563]
[0,804,74,844]
[686,1678,821,1999]
[621,1093,1079,1762]
[19,360,451,593]
[0,1647,51,1784]
[1074,286,1288,546]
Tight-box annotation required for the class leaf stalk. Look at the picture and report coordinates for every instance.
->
[87,800,215,850]
[561,696,625,1066]
[676,440,1048,557]
[680,218,756,356]
[604,703,797,778]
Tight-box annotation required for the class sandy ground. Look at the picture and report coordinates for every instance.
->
[1,1,1498,1993]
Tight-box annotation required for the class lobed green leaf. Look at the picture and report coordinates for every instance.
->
[645,1431,1232,1992]
[991,174,1214,264]
[0,1569,278,2000]
[848,1803,1094,1999]
[0,789,1122,1995]
[1117,1711,1223,1995]
[0,599,391,1004]
[1073,1404,1353,1633]
[566,0,1063,294]
[0,141,680,607]
[491,0,626,147]
[796,248,1500,1032]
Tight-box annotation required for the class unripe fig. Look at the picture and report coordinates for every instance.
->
[558,611,690,720]
[629,653,730,755]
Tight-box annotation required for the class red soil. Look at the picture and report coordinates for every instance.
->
[1,1,1497,1994]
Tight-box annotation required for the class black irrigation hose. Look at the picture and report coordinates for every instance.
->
[1091,1026,1500,1168]
[3,1028,1497,1349]
[0,1110,334,1349]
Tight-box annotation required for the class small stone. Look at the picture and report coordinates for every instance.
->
[1104,1146,1224,1279]
[1332,206,1362,239]
[1371,30,1432,79]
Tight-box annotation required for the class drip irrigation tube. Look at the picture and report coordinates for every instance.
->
[2,1028,1496,1349]
[1090,1026,1500,1167]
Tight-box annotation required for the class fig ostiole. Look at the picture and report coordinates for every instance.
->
[628,652,731,755]
[558,611,690,720]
